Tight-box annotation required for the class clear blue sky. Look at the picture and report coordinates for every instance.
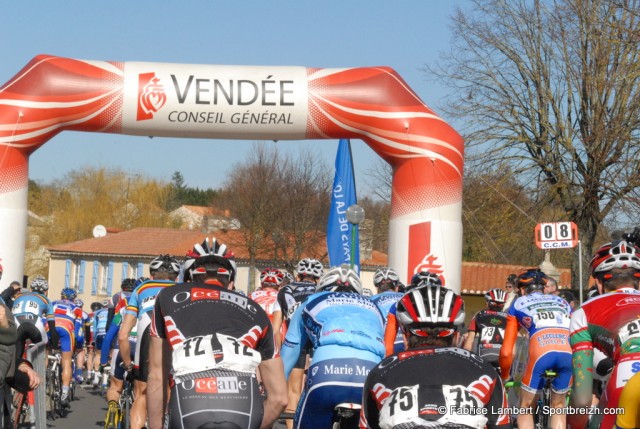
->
[1,1,467,193]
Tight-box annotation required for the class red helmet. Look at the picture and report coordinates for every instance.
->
[485,288,507,304]
[396,284,465,337]
[260,268,284,288]
[590,240,640,277]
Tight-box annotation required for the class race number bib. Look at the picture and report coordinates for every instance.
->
[172,333,262,378]
[479,326,504,344]
[13,300,40,316]
[441,385,488,429]
[534,310,570,328]
[618,320,640,346]
[379,385,420,429]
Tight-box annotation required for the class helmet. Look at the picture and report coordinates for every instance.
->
[396,284,465,337]
[30,276,49,294]
[587,285,600,300]
[184,238,235,282]
[74,298,84,308]
[517,268,548,293]
[484,288,507,304]
[260,268,284,288]
[61,287,77,300]
[282,271,294,285]
[316,266,362,294]
[590,240,640,278]
[102,299,112,307]
[296,258,323,279]
[373,268,400,288]
[149,254,181,274]
[90,302,103,312]
[121,278,136,292]
[409,271,442,290]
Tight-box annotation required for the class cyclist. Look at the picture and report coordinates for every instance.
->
[272,257,323,427]
[616,371,640,429]
[102,278,136,427]
[383,271,442,356]
[463,288,508,370]
[11,276,56,347]
[369,267,404,354]
[361,283,511,429]
[73,298,91,384]
[51,287,83,408]
[249,267,284,346]
[281,265,385,428]
[90,298,110,386]
[568,239,640,429]
[147,239,287,429]
[499,268,572,429]
[86,301,103,384]
[118,255,179,429]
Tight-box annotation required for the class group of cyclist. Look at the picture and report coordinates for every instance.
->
[3,232,640,429]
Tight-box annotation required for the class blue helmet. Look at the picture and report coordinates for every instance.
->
[61,287,77,300]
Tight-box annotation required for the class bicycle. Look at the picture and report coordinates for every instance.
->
[104,366,133,429]
[11,390,30,429]
[504,369,557,429]
[277,402,361,429]
[46,352,65,419]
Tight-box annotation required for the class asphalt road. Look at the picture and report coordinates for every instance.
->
[44,383,106,428]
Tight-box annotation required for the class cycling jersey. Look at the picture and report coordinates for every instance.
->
[570,288,640,429]
[276,280,316,324]
[371,291,403,355]
[150,282,277,429]
[467,309,508,368]
[500,292,572,394]
[362,347,511,429]
[92,307,109,349]
[101,293,136,380]
[12,291,53,344]
[248,287,280,323]
[281,290,385,428]
[51,299,83,352]
[75,309,90,348]
[616,370,640,429]
[125,279,174,380]
[383,303,401,356]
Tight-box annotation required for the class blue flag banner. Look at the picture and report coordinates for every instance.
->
[327,139,360,272]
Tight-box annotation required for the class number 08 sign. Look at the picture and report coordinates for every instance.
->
[534,222,579,249]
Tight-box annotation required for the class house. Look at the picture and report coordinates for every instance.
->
[169,205,240,232]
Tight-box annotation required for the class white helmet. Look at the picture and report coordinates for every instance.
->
[316,266,362,294]
[296,258,324,279]
[373,267,400,288]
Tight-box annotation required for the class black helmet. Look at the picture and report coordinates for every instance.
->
[90,302,103,312]
[517,268,548,294]
[121,278,136,292]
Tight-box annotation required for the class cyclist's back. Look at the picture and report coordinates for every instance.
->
[281,266,385,429]
[12,277,53,345]
[464,289,508,370]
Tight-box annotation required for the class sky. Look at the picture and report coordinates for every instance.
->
[1,1,467,193]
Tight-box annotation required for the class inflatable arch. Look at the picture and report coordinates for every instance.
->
[0,55,463,290]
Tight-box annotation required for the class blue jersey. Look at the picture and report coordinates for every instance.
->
[93,307,110,336]
[12,291,54,320]
[508,292,572,335]
[370,291,403,316]
[125,280,174,320]
[52,299,82,324]
[281,291,385,377]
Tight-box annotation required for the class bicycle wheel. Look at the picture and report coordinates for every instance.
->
[12,391,26,429]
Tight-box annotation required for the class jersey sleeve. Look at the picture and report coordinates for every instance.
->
[384,306,398,357]
[468,313,479,333]
[569,307,594,406]
[280,302,307,378]
[124,289,140,318]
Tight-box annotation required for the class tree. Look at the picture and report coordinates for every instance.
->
[428,0,640,289]
[166,171,218,209]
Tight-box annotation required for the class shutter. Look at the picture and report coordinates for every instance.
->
[78,261,86,293]
[64,260,71,288]
[106,262,115,296]
[122,262,129,280]
[137,262,144,278]
[91,261,99,296]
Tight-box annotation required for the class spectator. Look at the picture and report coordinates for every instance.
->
[503,273,518,310]
[0,281,21,309]
[544,277,559,295]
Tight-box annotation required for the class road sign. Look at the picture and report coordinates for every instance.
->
[534,222,579,249]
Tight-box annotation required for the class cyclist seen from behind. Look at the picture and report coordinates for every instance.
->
[118,254,179,429]
[281,265,385,429]
[361,283,511,429]
[499,268,572,429]
[272,257,323,428]
[249,267,285,347]
[370,267,404,355]
[51,287,83,408]
[11,276,54,347]
[147,239,287,429]
[463,288,508,371]
[569,238,640,429]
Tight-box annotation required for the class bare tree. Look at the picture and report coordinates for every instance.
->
[428,0,640,288]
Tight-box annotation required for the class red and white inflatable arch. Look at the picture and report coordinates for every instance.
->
[0,55,463,290]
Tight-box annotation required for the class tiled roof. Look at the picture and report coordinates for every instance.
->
[47,228,572,294]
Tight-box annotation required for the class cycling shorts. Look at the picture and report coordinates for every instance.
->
[295,356,378,429]
[110,340,136,381]
[54,324,75,353]
[94,333,106,351]
[293,342,312,370]
[167,370,263,429]
[75,335,84,349]
[133,325,150,382]
[521,329,572,394]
